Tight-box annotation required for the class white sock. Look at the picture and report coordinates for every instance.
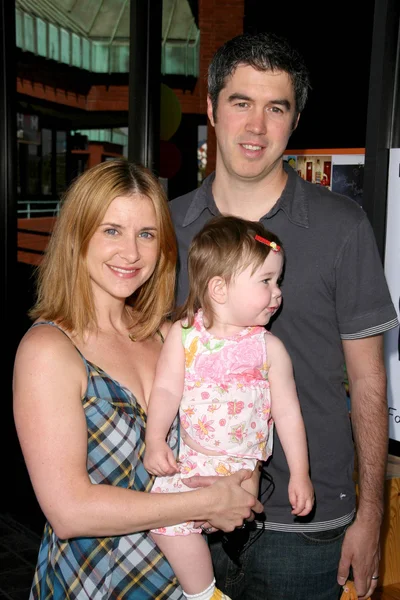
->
[183,578,216,600]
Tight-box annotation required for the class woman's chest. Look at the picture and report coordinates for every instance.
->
[80,335,161,410]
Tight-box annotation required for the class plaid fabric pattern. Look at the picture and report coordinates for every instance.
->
[30,322,183,599]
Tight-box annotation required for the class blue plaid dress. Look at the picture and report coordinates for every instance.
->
[30,322,184,599]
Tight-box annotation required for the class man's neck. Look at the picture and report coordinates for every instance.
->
[212,162,288,221]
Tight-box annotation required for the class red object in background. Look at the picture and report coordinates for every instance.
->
[323,160,331,185]
[321,174,330,186]
[159,140,182,179]
[306,161,313,182]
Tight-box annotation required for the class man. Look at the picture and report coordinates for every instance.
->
[170,32,399,600]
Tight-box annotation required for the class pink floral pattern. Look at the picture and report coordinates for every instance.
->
[180,309,273,461]
[150,310,274,537]
[227,400,245,416]
[193,415,215,440]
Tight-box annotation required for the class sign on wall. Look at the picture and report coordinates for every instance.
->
[284,152,365,205]
[16,112,40,144]
[384,148,400,443]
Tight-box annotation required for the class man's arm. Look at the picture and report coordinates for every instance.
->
[338,334,388,599]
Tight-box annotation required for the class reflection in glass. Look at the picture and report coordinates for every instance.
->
[27,144,40,196]
[42,129,52,195]
[56,131,67,194]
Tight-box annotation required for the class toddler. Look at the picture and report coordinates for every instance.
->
[144,215,314,600]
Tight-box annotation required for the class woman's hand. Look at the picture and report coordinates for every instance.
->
[186,469,264,533]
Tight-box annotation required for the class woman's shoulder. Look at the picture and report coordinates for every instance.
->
[20,319,71,344]
[15,320,84,375]
[14,321,88,411]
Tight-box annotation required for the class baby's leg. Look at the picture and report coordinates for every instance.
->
[151,531,214,595]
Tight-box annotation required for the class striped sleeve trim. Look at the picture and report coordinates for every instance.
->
[256,510,355,532]
[341,318,399,340]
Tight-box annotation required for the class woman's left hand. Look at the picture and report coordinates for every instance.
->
[185,472,260,532]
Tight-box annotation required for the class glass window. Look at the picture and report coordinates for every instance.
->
[27,144,41,196]
[56,131,67,194]
[41,129,52,195]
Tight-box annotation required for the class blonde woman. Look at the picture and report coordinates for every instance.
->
[13,160,263,600]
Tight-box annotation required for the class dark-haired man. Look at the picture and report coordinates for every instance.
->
[171,32,398,600]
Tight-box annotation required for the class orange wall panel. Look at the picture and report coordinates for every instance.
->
[17,78,87,110]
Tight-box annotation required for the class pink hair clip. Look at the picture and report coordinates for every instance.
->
[255,234,281,252]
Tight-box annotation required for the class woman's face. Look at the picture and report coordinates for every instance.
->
[86,193,159,303]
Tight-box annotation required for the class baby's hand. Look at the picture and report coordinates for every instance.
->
[143,439,179,477]
[288,475,314,516]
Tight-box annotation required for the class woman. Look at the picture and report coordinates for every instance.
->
[13,160,262,599]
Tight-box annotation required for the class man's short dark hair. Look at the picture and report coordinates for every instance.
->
[208,32,311,122]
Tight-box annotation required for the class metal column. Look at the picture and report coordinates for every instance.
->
[363,0,400,259]
[128,0,162,173]
[0,1,17,361]
[1,0,17,513]
[364,0,400,456]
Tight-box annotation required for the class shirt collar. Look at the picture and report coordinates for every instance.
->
[182,172,218,226]
[182,162,309,228]
[267,162,309,228]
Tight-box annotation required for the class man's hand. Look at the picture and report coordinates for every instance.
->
[337,517,381,600]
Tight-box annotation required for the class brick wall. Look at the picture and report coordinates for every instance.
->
[17,78,87,110]
[198,0,244,174]
[86,86,129,112]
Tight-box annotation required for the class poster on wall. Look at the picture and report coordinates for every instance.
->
[384,148,400,444]
[284,151,365,205]
[284,154,332,188]
[331,154,364,206]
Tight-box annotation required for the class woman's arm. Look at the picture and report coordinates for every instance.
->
[14,325,262,539]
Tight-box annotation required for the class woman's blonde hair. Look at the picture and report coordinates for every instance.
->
[178,215,284,328]
[30,159,177,340]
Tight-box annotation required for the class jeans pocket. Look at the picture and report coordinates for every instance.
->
[298,525,349,545]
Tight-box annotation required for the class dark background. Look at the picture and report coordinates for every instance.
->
[244,0,376,149]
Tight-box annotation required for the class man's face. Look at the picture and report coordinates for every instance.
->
[207,65,299,182]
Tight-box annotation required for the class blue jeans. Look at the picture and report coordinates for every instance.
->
[209,526,347,600]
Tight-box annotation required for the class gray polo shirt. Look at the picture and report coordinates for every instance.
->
[169,164,399,531]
